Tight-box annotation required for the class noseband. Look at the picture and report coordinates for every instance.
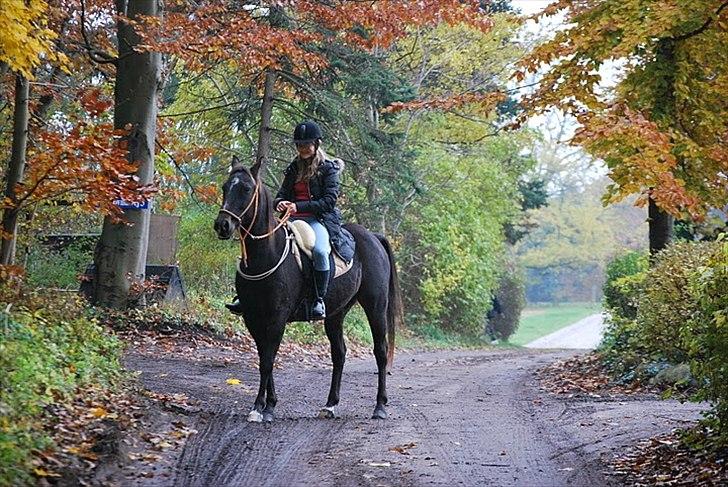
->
[217,177,292,272]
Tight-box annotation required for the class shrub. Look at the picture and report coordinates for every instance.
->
[600,242,717,381]
[636,241,717,365]
[177,206,239,295]
[686,237,728,444]
[489,271,526,341]
[0,287,122,485]
[603,250,648,318]
[25,241,94,289]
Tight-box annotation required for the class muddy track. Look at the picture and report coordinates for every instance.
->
[118,348,704,486]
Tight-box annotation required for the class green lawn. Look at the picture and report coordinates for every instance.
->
[508,303,602,346]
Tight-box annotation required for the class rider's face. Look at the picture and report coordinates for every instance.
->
[295,142,316,159]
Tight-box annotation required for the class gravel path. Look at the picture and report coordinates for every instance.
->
[109,346,704,486]
[525,313,605,349]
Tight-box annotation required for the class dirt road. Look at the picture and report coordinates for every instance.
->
[117,348,703,486]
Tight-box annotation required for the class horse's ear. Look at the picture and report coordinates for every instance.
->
[231,155,244,172]
[250,160,262,180]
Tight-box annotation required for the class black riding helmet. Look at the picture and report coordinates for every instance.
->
[293,120,322,144]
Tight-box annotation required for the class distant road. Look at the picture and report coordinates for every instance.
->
[525,313,604,349]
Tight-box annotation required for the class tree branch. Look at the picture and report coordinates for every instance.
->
[155,139,206,208]
[672,1,728,41]
[80,0,119,65]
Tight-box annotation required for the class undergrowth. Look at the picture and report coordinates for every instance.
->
[0,286,123,486]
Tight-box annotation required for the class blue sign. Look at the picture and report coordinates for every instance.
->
[113,198,149,210]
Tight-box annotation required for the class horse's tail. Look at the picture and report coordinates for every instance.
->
[375,233,403,372]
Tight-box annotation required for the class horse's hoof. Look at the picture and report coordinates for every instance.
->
[262,411,274,423]
[371,407,387,420]
[318,406,336,419]
[247,410,264,423]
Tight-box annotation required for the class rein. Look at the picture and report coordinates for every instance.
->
[218,178,292,276]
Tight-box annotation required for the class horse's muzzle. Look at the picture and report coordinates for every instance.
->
[214,214,234,240]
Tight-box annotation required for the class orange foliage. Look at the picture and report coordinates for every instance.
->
[137,0,491,73]
[382,92,504,114]
[515,0,728,219]
[3,88,156,221]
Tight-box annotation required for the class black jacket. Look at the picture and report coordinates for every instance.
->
[275,158,355,262]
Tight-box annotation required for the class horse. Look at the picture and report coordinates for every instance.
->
[213,157,403,422]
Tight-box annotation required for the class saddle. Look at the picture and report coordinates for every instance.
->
[286,220,353,278]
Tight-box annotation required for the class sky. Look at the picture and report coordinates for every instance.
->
[511,0,553,16]
[509,0,610,186]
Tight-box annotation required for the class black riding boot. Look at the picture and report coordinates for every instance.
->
[311,269,329,320]
[225,296,244,316]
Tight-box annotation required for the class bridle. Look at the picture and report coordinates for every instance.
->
[217,177,292,279]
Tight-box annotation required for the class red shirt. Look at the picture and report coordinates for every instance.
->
[292,180,314,217]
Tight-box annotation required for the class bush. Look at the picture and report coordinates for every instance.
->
[488,271,526,341]
[603,250,648,318]
[686,237,728,444]
[25,241,94,289]
[600,242,717,380]
[177,207,239,295]
[0,287,122,485]
[636,242,717,364]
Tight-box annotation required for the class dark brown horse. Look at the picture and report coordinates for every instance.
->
[213,158,402,422]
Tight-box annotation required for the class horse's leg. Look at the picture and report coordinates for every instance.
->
[248,322,285,423]
[262,332,284,423]
[319,312,347,418]
[360,297,389,420]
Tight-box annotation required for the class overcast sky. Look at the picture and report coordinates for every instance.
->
[511,0,553,16]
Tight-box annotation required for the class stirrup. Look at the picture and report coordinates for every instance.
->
[310,298,326,320]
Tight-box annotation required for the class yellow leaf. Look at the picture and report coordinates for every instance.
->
[226,378,241,386]
[34,468,61,478]
[90,407,107,418]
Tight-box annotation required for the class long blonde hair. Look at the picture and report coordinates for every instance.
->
[296,147,327,182]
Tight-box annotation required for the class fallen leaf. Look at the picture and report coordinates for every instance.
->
[34,468,61,478]
[389,442,417,455]
[226,378,242,386]
[90,407,107,418]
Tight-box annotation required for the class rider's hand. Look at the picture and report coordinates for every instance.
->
[276,201,296,213]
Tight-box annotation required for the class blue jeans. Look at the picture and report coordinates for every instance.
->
[293,216,331,271]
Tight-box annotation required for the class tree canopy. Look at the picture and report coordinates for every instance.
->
[517,0,728,220]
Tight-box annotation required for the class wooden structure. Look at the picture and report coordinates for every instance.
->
[58,214,187,305]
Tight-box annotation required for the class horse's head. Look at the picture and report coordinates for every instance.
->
[214,156,262,240]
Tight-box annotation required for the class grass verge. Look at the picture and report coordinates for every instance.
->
[508,303,601,346]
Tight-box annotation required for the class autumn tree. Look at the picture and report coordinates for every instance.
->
[142,0,492,193]
[0,0,57,265]
[517,177,647,302]
[0,0,64,78]
[517,0,728,256]
[93,0,162,307]
[0,1,153,278]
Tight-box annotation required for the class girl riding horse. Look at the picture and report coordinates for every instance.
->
[215,121,401,421]
[227,121,353,320]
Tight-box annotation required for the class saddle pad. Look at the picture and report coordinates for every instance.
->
[287,221,353,278]
[333,252,354,278]
[288,220,315,259]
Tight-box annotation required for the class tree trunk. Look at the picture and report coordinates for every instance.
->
[648,196,673,257]
[0,62,9,103]
[647,38,676,259]
[93,0,160,308]
[255,69,277,167]
[1,75,30,266]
